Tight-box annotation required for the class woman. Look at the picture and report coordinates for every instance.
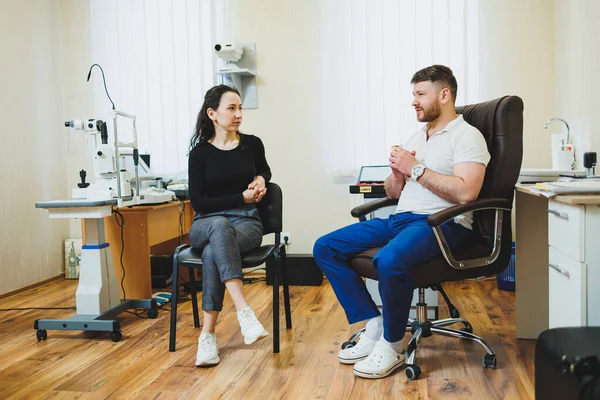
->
[188,84,270,367]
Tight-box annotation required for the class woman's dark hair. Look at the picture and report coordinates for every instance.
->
[189,84,241,149]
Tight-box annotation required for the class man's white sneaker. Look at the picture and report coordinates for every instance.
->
[353,341,406,379]
[237,307,269,345]
[338,333,376,364]
[195,332,220,367]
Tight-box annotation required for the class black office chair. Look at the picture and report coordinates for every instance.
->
[169,182,292,353]
[536,327,600,399]
[345,96,524,379]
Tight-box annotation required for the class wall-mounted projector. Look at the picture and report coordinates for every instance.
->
[214,42,243,63]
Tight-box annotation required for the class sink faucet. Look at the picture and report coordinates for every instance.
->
[544,117,571,145]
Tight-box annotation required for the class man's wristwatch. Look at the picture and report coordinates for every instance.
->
[411,164,426,181]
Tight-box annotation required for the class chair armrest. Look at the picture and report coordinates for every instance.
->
[351,197,397,218]
[428,198,511,270]
[174,243,191,254]
[427,198,512,227]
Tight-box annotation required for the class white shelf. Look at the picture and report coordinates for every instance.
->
[214,42,258,108]
[216,68,255,77]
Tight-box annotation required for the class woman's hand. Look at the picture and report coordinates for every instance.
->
[243,188,259,203]
[248,175,266,191]
[248,176,267,202]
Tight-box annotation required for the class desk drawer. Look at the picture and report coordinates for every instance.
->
[548,200,585,262]
[549,246,587,328]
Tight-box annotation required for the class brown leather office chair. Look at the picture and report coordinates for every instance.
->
[346,96,524,380]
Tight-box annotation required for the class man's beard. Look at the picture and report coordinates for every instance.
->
[418,100,441,123]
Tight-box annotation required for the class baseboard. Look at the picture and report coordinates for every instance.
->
[266,254,323,286]
[0,273,65,300]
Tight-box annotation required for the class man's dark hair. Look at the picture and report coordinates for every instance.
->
[411,65,458,103]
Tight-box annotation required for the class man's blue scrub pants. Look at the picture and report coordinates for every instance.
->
[313,212,473,342]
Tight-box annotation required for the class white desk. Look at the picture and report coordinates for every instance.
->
[515,185,600,339]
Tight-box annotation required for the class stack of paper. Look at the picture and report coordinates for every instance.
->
[531,180,600,197]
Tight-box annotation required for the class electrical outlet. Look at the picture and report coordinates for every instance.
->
[282,232,292,244]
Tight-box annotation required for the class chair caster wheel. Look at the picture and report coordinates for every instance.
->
[482,354,496,368]
[110,331,123,342]
[341,341,355,350]
[147,308,158,319]
[449,308,460,318]
[36,329,47,341]
[405,364,421,380]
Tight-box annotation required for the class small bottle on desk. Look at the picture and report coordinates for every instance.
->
[584,152,597,177]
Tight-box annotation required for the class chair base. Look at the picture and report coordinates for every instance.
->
[169,244,292,354]
[342,288,497,380]
[403,311,497,380]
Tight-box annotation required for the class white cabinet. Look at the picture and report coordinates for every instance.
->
[548,200,600,329]
[548,201,585,262]
[585,206,600,326]
[548,246,586,328]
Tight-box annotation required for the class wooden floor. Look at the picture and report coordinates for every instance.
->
[0,278,535,399]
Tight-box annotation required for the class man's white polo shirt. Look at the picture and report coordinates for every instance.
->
[395,115,491,230]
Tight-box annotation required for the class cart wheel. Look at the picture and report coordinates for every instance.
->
[341,341,355,350]
[405,364,422,380]
[449,307,460,318]
[110,331,123,342]
[147,308,158,319]
[482,354,497,368]
[36,329,47,341]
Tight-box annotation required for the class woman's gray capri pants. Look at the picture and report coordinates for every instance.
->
[188,206,263,311]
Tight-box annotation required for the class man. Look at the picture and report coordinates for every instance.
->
[313,65,490,379]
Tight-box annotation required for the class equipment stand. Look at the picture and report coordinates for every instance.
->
[33,201,159,342]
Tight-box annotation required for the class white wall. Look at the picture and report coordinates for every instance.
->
[1,0,581,294]
[57,0,356,255]
[479,0,556,169]
[229,0,357,254]
[59,0,95,237]
[55,0,562,256]
[555,0,600,166]
[229,0,559,254]
[0,0,69,294]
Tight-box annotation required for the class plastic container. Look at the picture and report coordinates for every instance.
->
[497,242,516,291]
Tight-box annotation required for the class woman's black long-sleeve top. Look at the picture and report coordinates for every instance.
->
[188,134,272,215]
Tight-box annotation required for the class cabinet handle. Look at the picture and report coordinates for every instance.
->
[548,209,569,219]
[549,263,571,278]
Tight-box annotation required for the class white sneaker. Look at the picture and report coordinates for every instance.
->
[338,333,376,364]
[237,307,269,345]
[195,332,220,367]
[353,341,406,379]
